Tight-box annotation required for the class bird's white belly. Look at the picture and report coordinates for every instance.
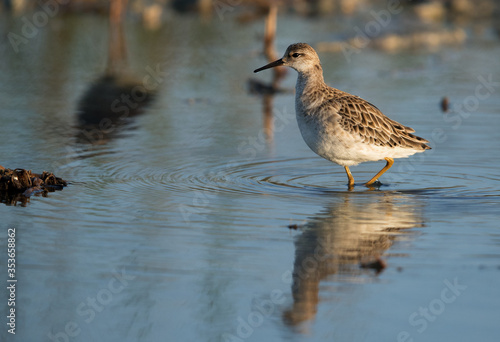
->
[296,113,420,166]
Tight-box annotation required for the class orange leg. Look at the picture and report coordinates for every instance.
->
[365,157,394,186]
[344,166,355,189]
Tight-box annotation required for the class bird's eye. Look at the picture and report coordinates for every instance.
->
[292,53,301,58]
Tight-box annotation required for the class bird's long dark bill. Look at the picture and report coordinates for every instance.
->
[254,59,284,73]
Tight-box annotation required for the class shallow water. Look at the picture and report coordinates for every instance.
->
[1,12,500,342]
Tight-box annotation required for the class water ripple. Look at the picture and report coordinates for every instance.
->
[70,156,500,202]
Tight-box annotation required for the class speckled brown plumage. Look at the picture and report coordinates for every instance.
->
[336,95,430,150]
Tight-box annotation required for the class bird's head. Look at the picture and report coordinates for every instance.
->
[254,43,322,74]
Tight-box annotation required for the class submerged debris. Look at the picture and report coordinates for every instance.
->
[441,96,449,112]
[0,166,67,205]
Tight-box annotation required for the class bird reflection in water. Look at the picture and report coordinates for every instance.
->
[283,192,424,328]
[76,0,155,145]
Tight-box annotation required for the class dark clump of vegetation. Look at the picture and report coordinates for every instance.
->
[0,166,67,206]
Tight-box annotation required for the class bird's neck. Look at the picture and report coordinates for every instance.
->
[295,66,327,111]
[296,66,325,94]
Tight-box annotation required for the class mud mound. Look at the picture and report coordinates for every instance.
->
[0,166,67,205]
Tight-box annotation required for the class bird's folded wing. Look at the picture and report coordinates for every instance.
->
[335,95,431,150]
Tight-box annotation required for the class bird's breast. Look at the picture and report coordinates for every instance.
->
[295,95,369,166]
[296,104,347,153]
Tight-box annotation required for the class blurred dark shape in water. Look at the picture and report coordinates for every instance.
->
[441,96,449,113]
[77,73,153,126]
[171,0,198,13]
[282,193,424,328]
[247,78,290,96]
[360,257,387,274]
[76,0,155,145]
[169,0,218,21]
[2,0,12,11]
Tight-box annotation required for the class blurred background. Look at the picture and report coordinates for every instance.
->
[0,1,499,342]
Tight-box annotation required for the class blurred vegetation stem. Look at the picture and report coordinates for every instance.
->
[263,3,285,88]
[108,0,128,75]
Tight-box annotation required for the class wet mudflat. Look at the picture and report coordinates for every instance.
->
[0,11,499,342]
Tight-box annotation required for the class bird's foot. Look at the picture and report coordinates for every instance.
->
[364,180,382,189]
